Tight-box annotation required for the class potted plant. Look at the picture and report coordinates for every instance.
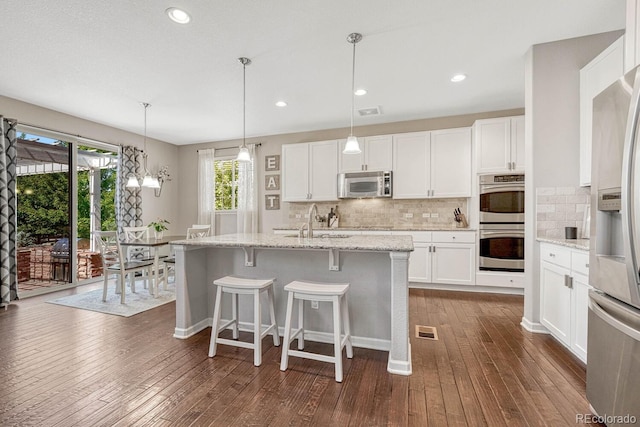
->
[148,218,169,239]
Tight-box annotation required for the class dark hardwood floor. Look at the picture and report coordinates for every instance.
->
[0,285,600,426]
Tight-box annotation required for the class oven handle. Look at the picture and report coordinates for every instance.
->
[480,231,525,238]
[480,185,525,194]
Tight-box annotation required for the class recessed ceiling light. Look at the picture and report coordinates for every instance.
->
[354,89,367,96]
[275,101,288,107]
[166,7,191,24]
[450,73,467,83]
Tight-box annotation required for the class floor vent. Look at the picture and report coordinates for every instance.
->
[415,325,438,340]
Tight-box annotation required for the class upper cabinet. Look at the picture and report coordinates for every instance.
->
[338,135,392,172]
[282,140,338,202]
[474,116,524,174]
[392,128,472,199]
[626,0,640,73]
[580,36,624,187]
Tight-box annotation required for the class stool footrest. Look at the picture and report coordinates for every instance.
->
[288,349,336,364]
[216,337,255,350]
[260,323,277,339]
[286,327,303,344]
[217,318,236,333]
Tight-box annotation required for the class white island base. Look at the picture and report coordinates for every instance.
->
[172,233,412,376]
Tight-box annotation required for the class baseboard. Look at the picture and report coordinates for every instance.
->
[173,317,212,339]
[409,282,524,296]
[520,317,549,334]
[209,319,392,351]
[387,340,412,376]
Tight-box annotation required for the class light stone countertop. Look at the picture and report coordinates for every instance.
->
[537,237,590,251]
[172,232,414,252]
[272,225,475,232]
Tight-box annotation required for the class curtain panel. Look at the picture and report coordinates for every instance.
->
[197,148,216,233]
[116,146,143,233]
[237,144,258,234]
[0,117,18,307]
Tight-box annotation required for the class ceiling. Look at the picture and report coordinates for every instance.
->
[0,1,625,145]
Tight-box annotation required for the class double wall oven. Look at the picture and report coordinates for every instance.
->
[479,174,525,272]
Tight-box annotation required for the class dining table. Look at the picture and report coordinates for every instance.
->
[119,235,183,296]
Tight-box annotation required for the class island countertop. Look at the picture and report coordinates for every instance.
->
[172,232,414,252]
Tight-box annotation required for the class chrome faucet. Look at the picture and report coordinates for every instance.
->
[307,203,318,238]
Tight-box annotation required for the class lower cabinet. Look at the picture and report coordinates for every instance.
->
[394,231,475,286]
[539,242,591,362]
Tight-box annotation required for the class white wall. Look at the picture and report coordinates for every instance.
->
[0,95,180,234]
[522,30,623,330]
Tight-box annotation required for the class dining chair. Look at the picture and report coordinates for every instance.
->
[94,231,154,304]
[163,225,211,285]
[122,226,152,261]
[188,224,211,238]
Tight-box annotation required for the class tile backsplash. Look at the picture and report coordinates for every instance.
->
[285,198,468,229]
[536,186,590,239]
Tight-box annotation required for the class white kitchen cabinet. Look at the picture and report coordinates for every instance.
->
[392,128,472,199]
[626,0,640,73]
[392,132,430,198]
[474,116,524,174]
[339,135,392,173]
[540,258,572,345]
[282,140,338,202]
[580,36,624,186]
[394,230,475,286]
[539,242,592,362]
[430,128,472,198]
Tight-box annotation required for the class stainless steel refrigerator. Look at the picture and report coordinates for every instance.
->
[588,65,640,424]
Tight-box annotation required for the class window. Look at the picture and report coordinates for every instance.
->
[214,157,239,210]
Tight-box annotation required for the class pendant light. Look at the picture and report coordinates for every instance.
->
[126,102,161,189]
[236,57,252,163]
[343,32,363,155]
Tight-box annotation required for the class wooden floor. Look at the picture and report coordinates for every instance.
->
[0,286,601,426]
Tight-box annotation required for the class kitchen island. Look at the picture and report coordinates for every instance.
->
[171,232,414,375]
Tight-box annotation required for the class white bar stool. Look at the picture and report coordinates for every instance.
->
[280,280,353,382]
[208,276,280,367]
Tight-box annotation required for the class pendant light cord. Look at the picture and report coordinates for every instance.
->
[243,60,246,148]
[350,40,356,137]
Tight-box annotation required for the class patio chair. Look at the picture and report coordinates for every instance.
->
[94,231,154,304]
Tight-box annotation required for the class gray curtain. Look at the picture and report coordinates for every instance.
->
[0,116,18,307]
[116,145,143,233]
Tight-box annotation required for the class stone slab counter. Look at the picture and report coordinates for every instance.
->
[173,232,414,252]
[536,237,590,251]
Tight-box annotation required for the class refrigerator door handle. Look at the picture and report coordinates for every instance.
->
[622,66,640,288]
[589,293,640,341]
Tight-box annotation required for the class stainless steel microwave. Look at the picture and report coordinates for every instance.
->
[337,171,392,198]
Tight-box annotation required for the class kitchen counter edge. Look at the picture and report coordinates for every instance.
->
[172,233,414,252]
[537,237,590,251]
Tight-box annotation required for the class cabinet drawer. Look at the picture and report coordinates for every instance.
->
[540,243,571,268]
[392,231,431,242]
[432,231,475,243]
[571,250,590,276]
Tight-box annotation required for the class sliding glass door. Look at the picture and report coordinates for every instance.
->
[16,130,118,296]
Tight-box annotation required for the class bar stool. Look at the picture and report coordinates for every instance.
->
[208,276,280,367]
[280,280,353,382]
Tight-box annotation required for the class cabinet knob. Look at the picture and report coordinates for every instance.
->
[452,236,456,240]
[549,253,555,257]
[585,263,589,268]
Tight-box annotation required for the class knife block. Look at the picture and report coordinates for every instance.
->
[455,213,469,228]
